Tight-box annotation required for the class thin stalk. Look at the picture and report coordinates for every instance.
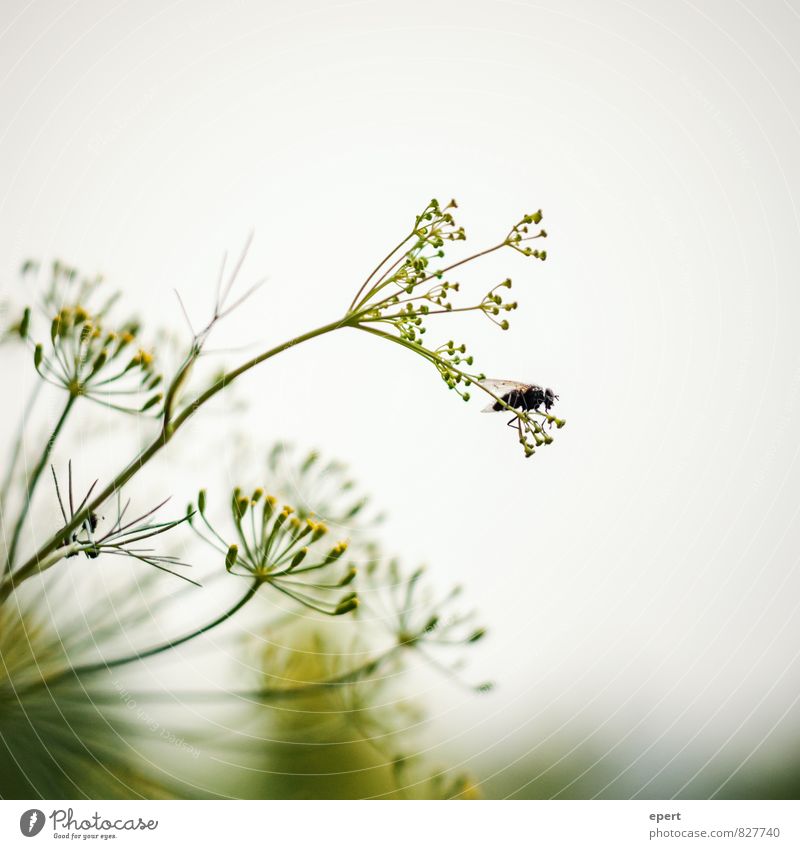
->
[348,232,416,312]
[3,317,351,599]
[417,241,506,287]
[0,380,44,506]
[169,315,352,432]
[49,578,261,681]
[4,394,76,573]
[53,644,403,702]
[355,324,512,411]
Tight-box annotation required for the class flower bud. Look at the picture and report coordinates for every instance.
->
[140,393,163,412]
[325,540,349,563]
[338,567,357,587]
[89,348,108,377]
[424,616,439,633]
[334,593,359,616]
[18,307,30,338]
[310,521,328,542]
[289,547,308,570]
[262,495,277,522]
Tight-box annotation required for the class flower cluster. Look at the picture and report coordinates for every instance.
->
[344,198,561,455]
[513,408,565,458]
[361,558,491,692]
[260,441,384,529]
[347,197,460,305]
[28,305,162,414]
[189,486,359,616]
[506,210,548,259]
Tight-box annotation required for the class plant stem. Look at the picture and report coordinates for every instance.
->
[4,394,76,573]
[355,324,517,411]
[0,380,44,506]
[50,578,262,682]
[348,232,415,312]
[2,317,351,599]
[169,316,351,432]
[53,644,402,701]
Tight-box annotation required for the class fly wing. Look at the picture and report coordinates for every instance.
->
[479,379,535,412]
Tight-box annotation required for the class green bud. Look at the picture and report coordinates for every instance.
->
[89,348,108,377]
[468,628,486,643]
[325,540,348,562]
[33,343,43,370]
[289,547,308,570]
[310,520,328,542]
[197,489,207,514]
[334,593,359,616]
[225,544,238,572]
[338,567,357,587]
[18,307,30,338]
[140,393,163,412]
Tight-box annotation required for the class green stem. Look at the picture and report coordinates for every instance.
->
[50,578,261,682]
[53,644,402,701]
[2,317,350,600]
[169,316,351,432]
[0,380,44,506]
[4,394,76,573]
[355,324,513,411]
[348,232,415,312]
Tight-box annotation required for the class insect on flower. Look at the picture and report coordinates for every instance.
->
[480,379,558,417]
[480,378,563,457]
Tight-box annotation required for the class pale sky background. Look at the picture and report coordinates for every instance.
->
[2,0,800,798]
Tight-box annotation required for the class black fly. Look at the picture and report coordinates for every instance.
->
[480,379,558,429]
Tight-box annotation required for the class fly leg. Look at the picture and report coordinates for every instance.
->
[507,399,527,446]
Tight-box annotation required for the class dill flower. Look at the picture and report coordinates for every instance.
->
[6,259,163,415]
[237,626,481,799]
[259,441,384,529]
[361,558,492,692]
[344,198,563,456]
[30,307,162,414]
[189,486,359,616]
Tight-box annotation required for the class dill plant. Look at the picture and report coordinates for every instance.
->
[0,198,564,798]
